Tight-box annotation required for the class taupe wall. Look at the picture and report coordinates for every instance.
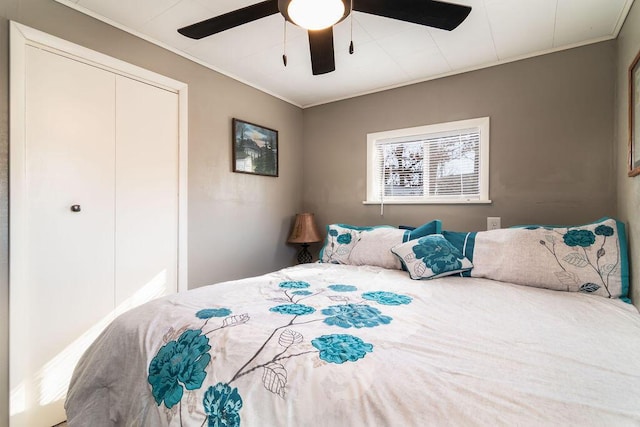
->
[303,42,616,236]
[0,1,304,424]
[616,1,640,307]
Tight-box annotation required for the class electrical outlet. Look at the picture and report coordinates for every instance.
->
[487,217,501,230]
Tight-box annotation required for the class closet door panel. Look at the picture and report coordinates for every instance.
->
[114,75,179,308]
[17,46,116,425]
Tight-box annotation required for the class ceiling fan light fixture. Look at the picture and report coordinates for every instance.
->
[287,0,345,30]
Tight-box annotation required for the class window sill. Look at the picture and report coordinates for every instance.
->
[362,199,492,205]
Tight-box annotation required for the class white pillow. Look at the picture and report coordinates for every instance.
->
[319,225,406,270]
[470,217,629,301]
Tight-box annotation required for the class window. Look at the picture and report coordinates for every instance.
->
[366,117,490,204]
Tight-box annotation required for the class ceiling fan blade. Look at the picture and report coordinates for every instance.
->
[178,0,279,39]
[308,28,336,75]
[353,0,471,31]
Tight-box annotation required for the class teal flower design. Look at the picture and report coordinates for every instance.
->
[329,229,339,237]
[337,233,352,244]
[312,334,373,364]
[196,308,232,319]
[328,284,357,292]
[322,304,392,328]
[279,281,311,289]
[203,382,243,427]
[563,229,596,247]
[362,291,412,305]
[148,329,211,408]
[412,237,465,275]
[292,290,313,296]
[595,225,614,237]
[270,304,316,316]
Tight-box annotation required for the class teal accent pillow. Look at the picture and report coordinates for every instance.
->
[397,220,443,236]
[398,225,415,230]
[441,230,477,277]
[391,234,473,280]
[408,220,443,240]
[396,220,443,272]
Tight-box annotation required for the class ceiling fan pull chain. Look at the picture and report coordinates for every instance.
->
[349,0,354,54]
[282,19,288,67]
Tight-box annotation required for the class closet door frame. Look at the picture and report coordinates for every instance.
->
[9,21,188,294]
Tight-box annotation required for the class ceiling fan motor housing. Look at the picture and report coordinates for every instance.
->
[278,0,351,28]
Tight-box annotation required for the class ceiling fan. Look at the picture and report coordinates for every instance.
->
[178,0,472,76]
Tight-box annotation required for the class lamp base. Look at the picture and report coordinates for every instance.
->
[296,243,313,264]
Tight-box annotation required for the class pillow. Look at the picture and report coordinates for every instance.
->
[319,220,442,270]
[470,217,630,301]
[441,230,477,277]
[319,224,405,269]
[399,220,442,233]
[391,234,473,280]
[408,220,442,239]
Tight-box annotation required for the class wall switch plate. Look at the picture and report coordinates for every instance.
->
[487,217,501,230]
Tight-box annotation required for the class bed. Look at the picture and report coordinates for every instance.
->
[65,218,640,426]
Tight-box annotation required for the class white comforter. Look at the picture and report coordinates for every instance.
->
[65,263,640,426]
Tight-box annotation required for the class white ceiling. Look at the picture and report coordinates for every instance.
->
[56,0,634,108]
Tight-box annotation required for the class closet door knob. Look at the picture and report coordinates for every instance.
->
[70,204,81,212]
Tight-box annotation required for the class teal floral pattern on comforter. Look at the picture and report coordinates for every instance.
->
[145,275,413,425]
[148,329,211,408]
[65,262,640,427]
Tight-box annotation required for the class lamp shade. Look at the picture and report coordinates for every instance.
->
[287,213,322,244]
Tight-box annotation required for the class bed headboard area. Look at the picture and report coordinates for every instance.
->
[318,217,630,303]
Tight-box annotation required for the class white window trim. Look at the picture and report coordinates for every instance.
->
[365,117,491,205]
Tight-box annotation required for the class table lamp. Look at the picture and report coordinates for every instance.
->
[287,212,322,263]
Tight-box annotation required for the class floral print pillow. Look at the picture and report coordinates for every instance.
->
[391,234,474,280]
[319,224,362,264]
[319,221,443,269]
[470,217,630,301]
[319,224,408,269]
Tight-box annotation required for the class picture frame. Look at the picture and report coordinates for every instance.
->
[629,49,640,177]
[232,118,279,177]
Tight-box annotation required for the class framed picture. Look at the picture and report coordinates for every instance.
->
[629,49,640,177]
[232,118,278,177]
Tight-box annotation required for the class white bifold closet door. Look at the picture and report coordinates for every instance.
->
[10,44,179,426]
[114,74,179,309]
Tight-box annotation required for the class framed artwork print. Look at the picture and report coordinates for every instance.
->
[232,118,278,177]
[629,48,640,177]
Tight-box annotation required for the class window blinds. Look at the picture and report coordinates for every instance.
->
[374,128,481,202]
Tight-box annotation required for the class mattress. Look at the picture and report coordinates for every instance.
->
[65,263,640,426]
